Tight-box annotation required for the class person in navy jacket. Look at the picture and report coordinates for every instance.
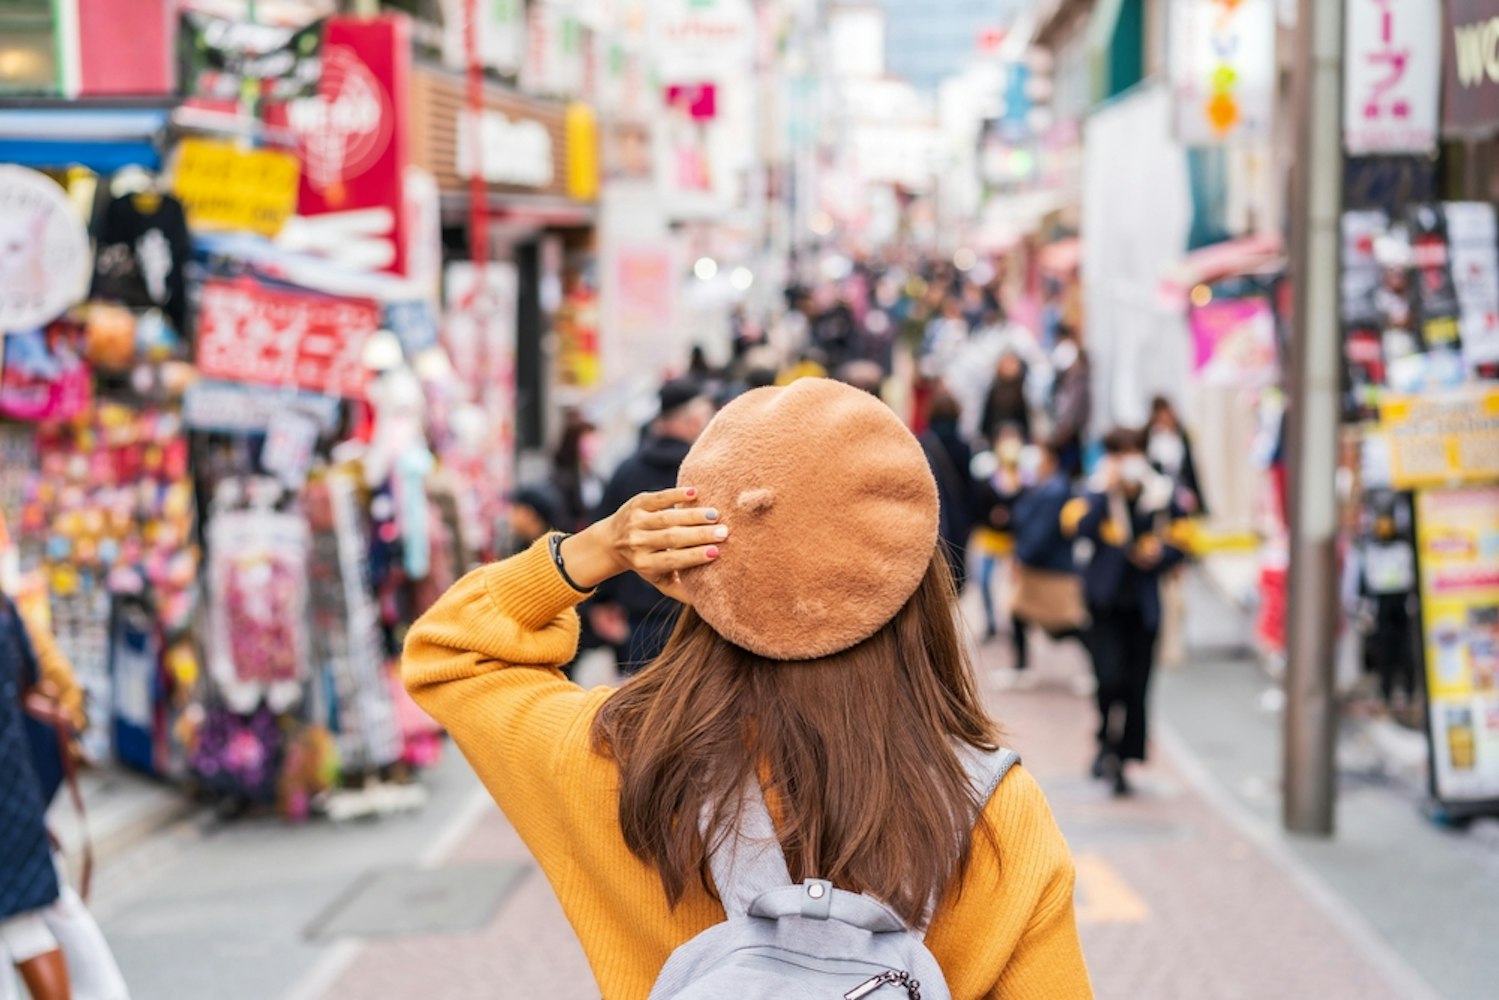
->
[1064,428,1191,795]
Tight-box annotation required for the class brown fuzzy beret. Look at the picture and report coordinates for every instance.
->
[677,377,940,660]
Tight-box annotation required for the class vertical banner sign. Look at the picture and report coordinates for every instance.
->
[1170,0,1277,145]
[1443,0,1499,139]
[276,15,412,275]
[1416,487,1499,807]
[1344,0,1442,154]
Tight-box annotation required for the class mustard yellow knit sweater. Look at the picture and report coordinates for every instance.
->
[403,539,1094,999]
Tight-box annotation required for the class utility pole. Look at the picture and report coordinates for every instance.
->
[1283,0,1345,835]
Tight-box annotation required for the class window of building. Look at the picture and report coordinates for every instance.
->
[0,0,59,95]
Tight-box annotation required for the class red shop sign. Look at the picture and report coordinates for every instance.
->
[196,278,379,399]
[267,15,412,275]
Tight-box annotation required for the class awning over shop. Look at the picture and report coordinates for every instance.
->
[1089,0,1144,104]
[1159,232,1284,310]
[0,107,171,172]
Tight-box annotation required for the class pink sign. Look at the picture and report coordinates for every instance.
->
[1189,297,1277,387]
[196,278,380,399]
[0,328,91,423]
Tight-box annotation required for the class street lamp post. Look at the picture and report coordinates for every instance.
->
[1283,0,1346,836]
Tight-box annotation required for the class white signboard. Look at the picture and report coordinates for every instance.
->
[1170,0,1277,146]
[1344,0,1441,154]
[0,166,90,331]
[441,0,525,76]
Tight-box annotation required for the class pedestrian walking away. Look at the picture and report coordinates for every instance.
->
[404,378,1092,1000]
[1065,428,1192,796]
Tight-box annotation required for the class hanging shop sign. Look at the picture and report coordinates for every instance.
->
[1443,0,1499,139]
[651,0,754,83]
[177,10,324,102]
[1380,383,1499,488]
[440,0,526,77]
[0,166,90,332]
[457,109,556,187]
[1344,0,1442,154]
[1169,0,1276,145]
[196,277,381,399]
[411,68,572,199]
[1416,486,1499,808]
[182,379,342,435]
[270,15,412,275]
[172,137,300,237]
[1188,297,1278,387]
[520,0,586,99]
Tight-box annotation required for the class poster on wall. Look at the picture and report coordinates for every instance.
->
[1408,203,1463,352]
[1169,0,1276,145]
[1343,0,1441,154]
[1416,486,1499,807]
[196,277,380,399]
[1444,201,1499,377]
[1189,297,1278,387]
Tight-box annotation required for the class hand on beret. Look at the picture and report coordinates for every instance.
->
[559,487,729,601]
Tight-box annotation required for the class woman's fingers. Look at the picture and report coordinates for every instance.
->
[637,486,699,512]
[638,505,720,529]
[646,524,729,551]
[641,544,721,576]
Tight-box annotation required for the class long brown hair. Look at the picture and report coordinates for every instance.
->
[592,549,1001,925]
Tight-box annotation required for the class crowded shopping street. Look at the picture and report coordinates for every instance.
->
[2,1,1499,999]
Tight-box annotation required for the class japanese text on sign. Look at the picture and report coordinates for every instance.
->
[1379,383,1499,487]
[196,278,379,399]
[1344,0,1441,154]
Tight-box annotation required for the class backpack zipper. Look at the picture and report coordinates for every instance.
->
[844,970,922,1000]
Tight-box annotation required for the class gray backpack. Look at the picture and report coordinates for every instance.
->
[647,746,1020,1000]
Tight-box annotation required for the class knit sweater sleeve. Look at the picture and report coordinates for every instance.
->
[985,768,1093,999]
[402,535,598,847]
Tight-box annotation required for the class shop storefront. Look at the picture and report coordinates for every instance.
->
[1329,0,1499,821]
[0,10,476,820]
[410,65,599,458]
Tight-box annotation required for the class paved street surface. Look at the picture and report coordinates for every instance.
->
[79,571,1490,999]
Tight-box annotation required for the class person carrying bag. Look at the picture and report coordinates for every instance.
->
[404,379,1092,999]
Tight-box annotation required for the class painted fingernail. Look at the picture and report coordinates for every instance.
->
[714,526,729,540]
[685,487,697,498]
[704,508,719,521]
[706,546,720,559]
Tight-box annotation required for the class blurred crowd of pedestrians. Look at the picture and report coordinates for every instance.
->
[508,256,1213,795]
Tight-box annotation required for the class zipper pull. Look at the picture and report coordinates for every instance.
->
[845,975,892,1000]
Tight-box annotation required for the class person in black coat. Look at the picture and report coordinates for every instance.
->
[1064,428,1190,796]
[589,379,716,672]
[980,351,1031,445]
[918,388,975,593]
[0,595,70,998]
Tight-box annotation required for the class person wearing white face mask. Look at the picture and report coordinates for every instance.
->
[1048,326,1091,479]
[1061,428,1192,796]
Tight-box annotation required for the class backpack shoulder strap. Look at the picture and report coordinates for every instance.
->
[706,781,793,919]
[916,744,1021,935]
